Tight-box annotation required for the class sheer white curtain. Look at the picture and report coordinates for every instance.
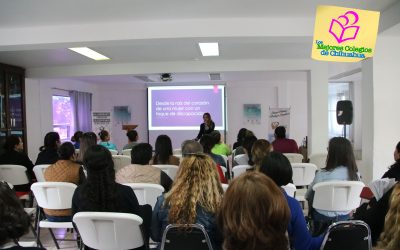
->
[69,90,92,132]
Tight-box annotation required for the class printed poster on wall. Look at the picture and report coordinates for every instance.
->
[113,106,131,125]
[91,111,112,136]
[243,104,261,125]
[268,108,290,142]
[311,5,380,62]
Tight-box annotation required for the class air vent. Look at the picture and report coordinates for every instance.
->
[209,73,221,81]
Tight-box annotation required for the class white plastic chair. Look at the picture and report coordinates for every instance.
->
[312,181,365,212]
[121,149,132,156]
[291,163,317,187]
[283,153,304,163]
[33,164,51,182]
[0,164,29,185]
[109,149,118,155]
[221,183,229,192]
[220,166,227,178]
[112,155,131,172]
[231,165,252,179]
[173,148,182,156]
[309,153,327,169]
[291,163,317,203]
[282,183,296,198]
[153,165,179,180]
[73,212,145,250]
[30,182,77,248]
[123,183,164,208]
[75,149,80,155]
[233,154,249,166]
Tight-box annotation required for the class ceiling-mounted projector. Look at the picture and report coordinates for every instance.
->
[160,73,172,82]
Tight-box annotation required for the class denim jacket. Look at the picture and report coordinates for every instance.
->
[151,195,222,250]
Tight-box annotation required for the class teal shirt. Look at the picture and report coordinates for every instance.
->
[99,141,118,151]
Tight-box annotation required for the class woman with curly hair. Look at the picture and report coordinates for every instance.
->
[151,154,223,249]
[375,183,400,250]
[217,172,290,250]
[0,181,43,249]
[72,145,150,249]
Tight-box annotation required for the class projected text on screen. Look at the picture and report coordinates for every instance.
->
[148,85,225,130]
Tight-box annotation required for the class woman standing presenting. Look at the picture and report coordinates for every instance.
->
[195,113,215,141]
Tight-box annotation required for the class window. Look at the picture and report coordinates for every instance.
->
[328,82,353,140]
[52,95,74,141]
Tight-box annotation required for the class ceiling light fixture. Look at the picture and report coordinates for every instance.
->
[68,47,110,60]
[198,43,219,56]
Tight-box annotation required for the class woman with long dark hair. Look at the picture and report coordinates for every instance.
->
[306,137,359,235]
[150,135,179,166]
[72,145,149,249]
[76,132,97,163]
[232,128,247,150]
[35,132,61,165]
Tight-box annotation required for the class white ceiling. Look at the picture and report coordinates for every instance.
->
[0,0,399,82]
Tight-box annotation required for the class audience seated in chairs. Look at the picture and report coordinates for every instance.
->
[151,153,223,250]
[0,181,44,250]
[251,139,272,171]
[0,135,34,192]
[123,129,139,150]
[200,135,227,183]
[217,172,290,250]
[149,135,179,166]
[35,132,61,165]
[76,132,97,164]
[272,126,299,154]
[116,143,173,192]
[72,145,150,250]
[44,142,85,222]
[98,130,117,151]
[306,137,360,236]
[260,152,323,250]
[374,183,400,250]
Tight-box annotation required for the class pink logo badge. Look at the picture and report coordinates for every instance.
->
[329,11,360,43]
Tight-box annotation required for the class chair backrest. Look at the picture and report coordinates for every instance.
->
[121,149,131,156]
[232,165,252,179]
[73,212,144,250]
[320,220,371,250]
[291,163,317,186]
[109,149,118,155]
[221,183,229,192]
[123,183,164,208]
[282,183,296,198]
[112,155,131,172]
[313,181,365,211]
[233,154,248,165]
[283,153,304,163]
[75,149,80,155]
[220,166,227,178]
[309,153,327,169]
[33,164,51,182]
[160,224,213,250]
[152,165,179,180]
[0,164,29,185]
[173,148,182,156]
[31,182,77,209]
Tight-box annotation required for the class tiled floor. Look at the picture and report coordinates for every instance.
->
[20,228,79,250]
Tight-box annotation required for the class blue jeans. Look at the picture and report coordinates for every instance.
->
[311,210,350,236]
[45,214,72,222]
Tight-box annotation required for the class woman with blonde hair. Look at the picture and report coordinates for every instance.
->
[217,171,290,250]
[151,154,223,249]
[251,139,273,170]
[375,183,400,250]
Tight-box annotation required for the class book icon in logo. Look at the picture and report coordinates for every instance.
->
[329,11,360,43]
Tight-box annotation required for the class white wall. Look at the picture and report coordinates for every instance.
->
[25,78,97,162]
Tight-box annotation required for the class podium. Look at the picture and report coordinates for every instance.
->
[122,125,138,131]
